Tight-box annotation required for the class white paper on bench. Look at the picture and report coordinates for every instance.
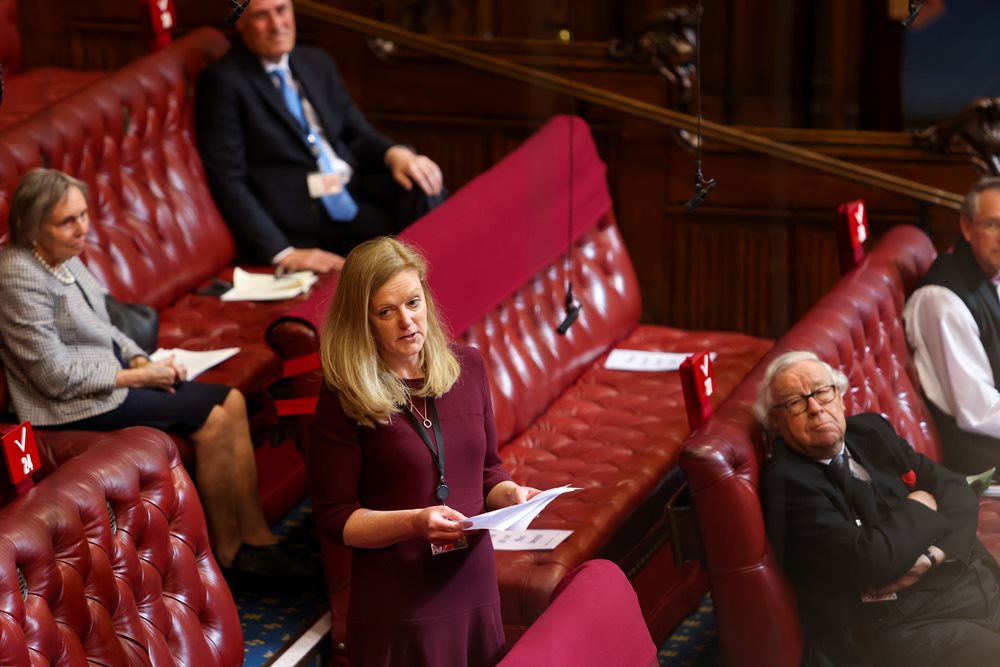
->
[489,529,574,551]
[150,347,240,380]
[604,349,717,372]
[463,485,580,531]
[220,267,318,301]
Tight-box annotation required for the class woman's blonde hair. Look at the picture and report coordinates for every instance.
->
[320,237,460,426]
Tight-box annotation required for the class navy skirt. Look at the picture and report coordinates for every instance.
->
[54,382,231,435]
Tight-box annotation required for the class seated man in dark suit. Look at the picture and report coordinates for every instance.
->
[196,0,444,275]
[758,350,1000,667]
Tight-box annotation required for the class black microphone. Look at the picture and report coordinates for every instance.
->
[556,283,582,335]
[683,170,717,213]
[901,1,924,28]
[225,0,252,26]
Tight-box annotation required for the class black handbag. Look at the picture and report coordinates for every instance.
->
[105,295,159,354]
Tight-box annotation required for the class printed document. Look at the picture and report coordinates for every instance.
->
[463,485,580,532]
[150,347,240,380]
[605,349,717,372]
[221,268,318,301]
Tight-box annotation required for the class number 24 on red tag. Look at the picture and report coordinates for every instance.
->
[2,422,40,485]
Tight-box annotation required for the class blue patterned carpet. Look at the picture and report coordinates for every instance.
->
[235,500,328,667]
[658,594,721,666]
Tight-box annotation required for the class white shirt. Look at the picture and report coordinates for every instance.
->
[818,443,871,482]
[904,283,1000,438]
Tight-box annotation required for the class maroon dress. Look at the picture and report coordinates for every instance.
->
[307,345,512,667]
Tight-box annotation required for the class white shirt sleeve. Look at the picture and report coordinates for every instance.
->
[904,284,1000,438]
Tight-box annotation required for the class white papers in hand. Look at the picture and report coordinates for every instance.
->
[984,485,1000,498]
[604,349,717,372]
[463,485,580,531]
[220,267,319,301]
[489,529,574,551]
[150,347,240,380]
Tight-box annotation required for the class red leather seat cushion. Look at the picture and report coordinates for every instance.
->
[0,427,242,666]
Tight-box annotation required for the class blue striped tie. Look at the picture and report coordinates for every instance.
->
[272,68,358,222]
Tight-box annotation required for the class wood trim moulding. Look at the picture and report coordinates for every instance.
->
[295,0,963,211]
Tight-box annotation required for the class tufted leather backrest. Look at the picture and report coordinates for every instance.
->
[459,212,640,444]
[680,224,938,667]
[0,27,233,309]
[0,426,242,666]
[0,0,20,75]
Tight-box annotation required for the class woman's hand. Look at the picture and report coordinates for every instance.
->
[486,480,542,510]
[116,355,185,392]
[411,505,468,545]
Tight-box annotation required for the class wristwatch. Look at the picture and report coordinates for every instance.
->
[924,548,937,567]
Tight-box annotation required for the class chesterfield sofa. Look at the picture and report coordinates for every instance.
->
[0,0,104,131]
[679,224,1000,667]
[0,426,242,666]
[0,27,333,521]
[267,115,774,654]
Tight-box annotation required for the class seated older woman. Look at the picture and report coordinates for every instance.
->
[0,168,308,584]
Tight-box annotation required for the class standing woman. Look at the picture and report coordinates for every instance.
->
[307,237,538,666]
[0,168,309,582]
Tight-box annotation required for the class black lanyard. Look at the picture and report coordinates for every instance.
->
[401,398,448,502]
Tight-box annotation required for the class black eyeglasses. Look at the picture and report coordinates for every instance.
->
[777,385,837,416]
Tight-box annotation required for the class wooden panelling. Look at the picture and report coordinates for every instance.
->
[11,0,977,340]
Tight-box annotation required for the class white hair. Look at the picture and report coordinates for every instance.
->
[754,350,849,426]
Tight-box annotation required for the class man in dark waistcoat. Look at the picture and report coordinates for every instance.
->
[759,351,1000,667]
[905,178,1000,479]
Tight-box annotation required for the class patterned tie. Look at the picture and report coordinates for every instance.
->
[272,68,358,222]
[828,450,851,495]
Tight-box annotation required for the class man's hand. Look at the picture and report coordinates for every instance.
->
[908,489,938,512]
[276,248,344,275]
[868,545,945,596]
[385,146,444,196]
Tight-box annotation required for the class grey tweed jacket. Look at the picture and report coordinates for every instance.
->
[0,246,146,426]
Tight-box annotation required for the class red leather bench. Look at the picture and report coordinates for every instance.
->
[0,426,242,666]
[268,115,774,654]
[496,559,658,667]
[0,27,332,521]
[0,0,104,130]
[680,224,1000,667]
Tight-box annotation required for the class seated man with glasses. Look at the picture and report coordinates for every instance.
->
[905,178,1000,480]
[758,350,1000,667]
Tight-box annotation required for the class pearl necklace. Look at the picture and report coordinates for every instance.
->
[31,247,75,285]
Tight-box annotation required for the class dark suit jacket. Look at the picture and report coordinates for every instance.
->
[196,40,395,262]
[763,413,989,666]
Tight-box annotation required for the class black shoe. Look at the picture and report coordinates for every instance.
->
[223,542,319,593]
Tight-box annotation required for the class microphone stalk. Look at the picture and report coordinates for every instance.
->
[556,283,582,335]
[225,0,252,26]
[901,1,924,28]
[683,168,717,213]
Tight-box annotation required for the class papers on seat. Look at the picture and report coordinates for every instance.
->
[463,485,580,532]
[604,349,717,372]
[983,485,1000,499]
[220,268,318,301]
[489,529,574,551]
[149,347,240,380]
